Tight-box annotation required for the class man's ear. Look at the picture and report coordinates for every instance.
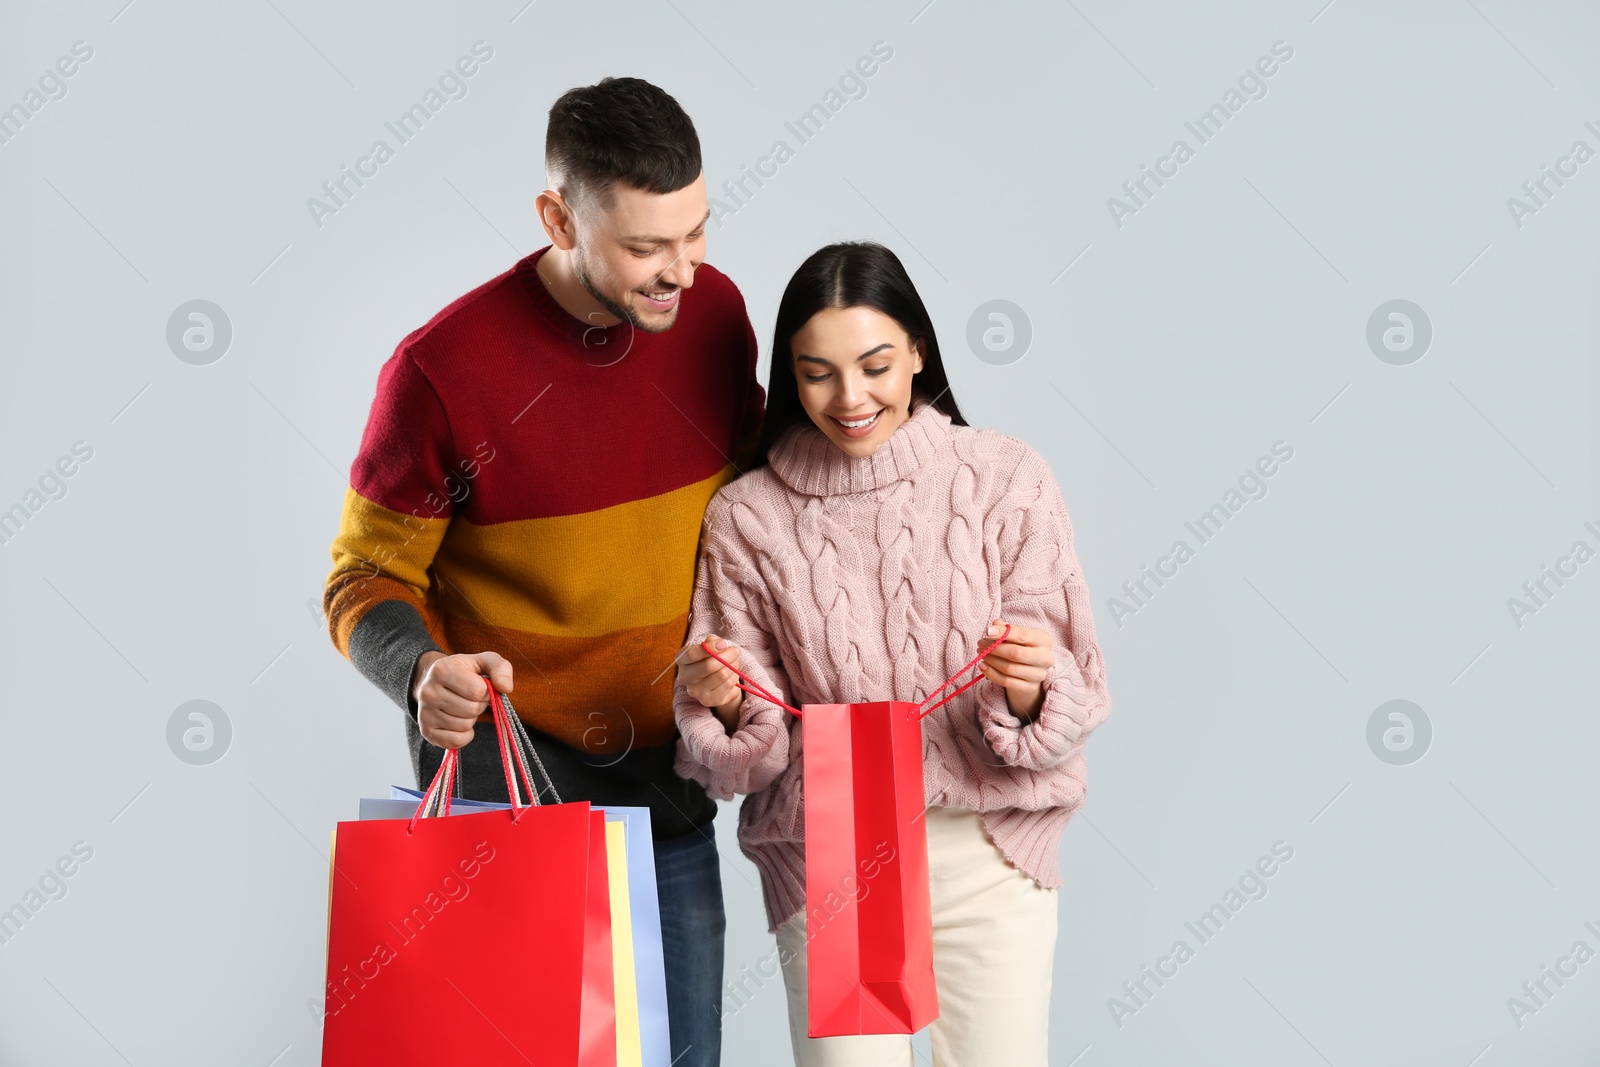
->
[536,188,577,249]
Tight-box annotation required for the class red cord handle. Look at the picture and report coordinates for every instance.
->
[407,678,542,834]
[917,623,1010,718]
[488,680,543,819]
[696,623,1012,722]
[699,640,802,716]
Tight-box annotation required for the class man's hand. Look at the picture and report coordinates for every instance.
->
[976,618,1054,722]
[412,650,513,750]
[678,634,744,731]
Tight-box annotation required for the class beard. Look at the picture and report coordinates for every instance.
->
[572,249,678,335]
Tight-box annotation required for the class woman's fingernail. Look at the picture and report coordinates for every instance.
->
[987,624,1000,635]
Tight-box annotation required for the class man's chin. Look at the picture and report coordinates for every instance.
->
[631,307,679,334]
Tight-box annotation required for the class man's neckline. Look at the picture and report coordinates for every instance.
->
[519,245,634,357]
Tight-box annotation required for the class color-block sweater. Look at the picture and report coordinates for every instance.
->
[325,244,765,836]
[673,398,1112,931]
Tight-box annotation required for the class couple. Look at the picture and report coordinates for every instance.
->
[323,75,1110,1067]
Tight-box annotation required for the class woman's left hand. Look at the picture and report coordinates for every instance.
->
[977,618,1054,722]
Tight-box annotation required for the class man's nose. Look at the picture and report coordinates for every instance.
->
[660,249,696,290]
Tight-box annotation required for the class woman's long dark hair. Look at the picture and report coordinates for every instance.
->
[753,241,967,467]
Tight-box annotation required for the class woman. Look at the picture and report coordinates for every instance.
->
[673,241,1111,1065]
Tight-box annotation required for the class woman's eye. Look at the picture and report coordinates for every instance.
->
[864,366,889,376]
[804,374,830,384]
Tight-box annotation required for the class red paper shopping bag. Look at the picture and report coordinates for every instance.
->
[702,625,1010,1037]
[321,683,616,1066]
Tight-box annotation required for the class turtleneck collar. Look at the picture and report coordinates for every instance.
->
[767,396,952,496]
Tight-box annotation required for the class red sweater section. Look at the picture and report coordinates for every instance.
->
[350,245,764,524]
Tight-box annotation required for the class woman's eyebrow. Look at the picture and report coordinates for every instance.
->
[795,342,894,366]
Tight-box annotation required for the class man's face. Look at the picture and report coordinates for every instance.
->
[569,173,709,334]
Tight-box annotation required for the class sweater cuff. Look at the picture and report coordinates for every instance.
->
[977,657,1091,771]
[674,698,790,799]
[347,599,443,720]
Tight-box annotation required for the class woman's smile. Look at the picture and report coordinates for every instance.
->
[827,407,885,438]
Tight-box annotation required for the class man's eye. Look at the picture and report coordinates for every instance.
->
[630,248,654,257]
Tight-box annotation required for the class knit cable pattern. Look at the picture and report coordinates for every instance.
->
[673,400,1112,930]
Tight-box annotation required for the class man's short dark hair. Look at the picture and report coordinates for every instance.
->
[545,77,702,214]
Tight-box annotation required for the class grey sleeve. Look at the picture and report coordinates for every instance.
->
[347,599,443,719]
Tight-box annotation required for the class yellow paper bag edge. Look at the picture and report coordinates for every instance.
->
[606,820,642,1067]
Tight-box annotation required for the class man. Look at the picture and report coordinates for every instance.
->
[323,76,763,1066]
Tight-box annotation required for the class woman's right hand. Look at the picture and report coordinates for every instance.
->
[679,634,745,730]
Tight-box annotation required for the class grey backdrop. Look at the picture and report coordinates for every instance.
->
[3,0,1598,1063]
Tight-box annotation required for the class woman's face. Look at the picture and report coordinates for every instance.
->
[790,306,926,459]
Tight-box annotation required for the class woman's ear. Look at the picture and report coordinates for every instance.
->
[913,337,926,374]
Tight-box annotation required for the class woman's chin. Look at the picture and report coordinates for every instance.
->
[819,422,883,455]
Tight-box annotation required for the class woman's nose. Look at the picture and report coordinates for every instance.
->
[833,375,864,407]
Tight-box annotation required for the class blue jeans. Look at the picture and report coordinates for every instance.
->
[655,824,725,1067]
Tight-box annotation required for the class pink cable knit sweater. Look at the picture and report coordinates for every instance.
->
[673,397,1112,932]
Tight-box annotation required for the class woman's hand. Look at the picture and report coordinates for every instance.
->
[977,618,1055,722]
[678,634,745,731]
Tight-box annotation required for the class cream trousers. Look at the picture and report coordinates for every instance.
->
[773,806,1058,1066]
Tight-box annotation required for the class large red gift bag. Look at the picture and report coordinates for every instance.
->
[702,625,1010,1037]
[321,683,617,1066]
